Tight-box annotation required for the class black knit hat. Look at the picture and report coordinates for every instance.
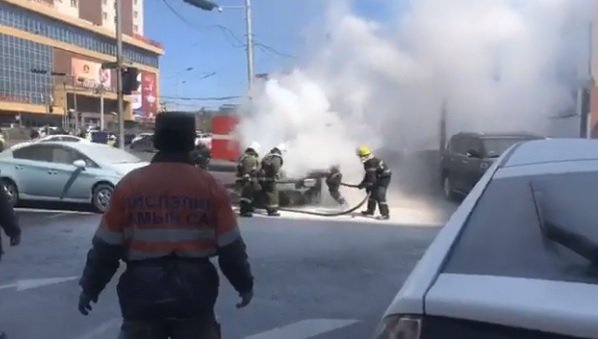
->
[153,112,196,152]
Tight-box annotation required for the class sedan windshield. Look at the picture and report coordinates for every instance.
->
[482,138,531,158]
[85,145,142,164]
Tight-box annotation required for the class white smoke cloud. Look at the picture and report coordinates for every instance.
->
[236,0,594,181]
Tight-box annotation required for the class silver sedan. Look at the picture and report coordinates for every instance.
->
[0,141,148,212]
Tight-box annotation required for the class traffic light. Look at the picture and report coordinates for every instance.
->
[121,67,140,95]
[183,0,219,11]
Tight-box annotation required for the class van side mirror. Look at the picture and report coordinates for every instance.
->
[466,149,481,158]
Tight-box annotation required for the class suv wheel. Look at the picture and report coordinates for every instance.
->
[442,175,458,201]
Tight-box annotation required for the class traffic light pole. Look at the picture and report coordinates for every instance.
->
[115,0,125,149]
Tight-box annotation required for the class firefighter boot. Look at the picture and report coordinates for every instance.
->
[267,209,280,217]
[0,331,6,339]
[379,202,390,220]
[339,199,349,210]
[361,198,376,216]
[239,201,253,217]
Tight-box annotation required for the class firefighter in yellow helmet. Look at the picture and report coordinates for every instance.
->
[356,146,392,220]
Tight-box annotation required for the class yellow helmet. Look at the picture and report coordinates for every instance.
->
[356,145,372,157]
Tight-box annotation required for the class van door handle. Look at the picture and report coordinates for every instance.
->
[48,170,58,175]
[15,165,23,170]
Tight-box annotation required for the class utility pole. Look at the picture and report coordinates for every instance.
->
[244,0,254,91]
[97,85,105,131]
[115,0,125,149]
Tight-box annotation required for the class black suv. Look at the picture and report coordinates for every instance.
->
[440,132,541,200]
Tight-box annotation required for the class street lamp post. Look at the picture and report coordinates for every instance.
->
[184,0,255,91]
[115,0,125,149]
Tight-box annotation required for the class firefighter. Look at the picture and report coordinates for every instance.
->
[77,112,254,339]
[326,165,347,206]
[237,142,261,217]
[191,141,212,170]
[260,146,284,216]
[356,146,392,220]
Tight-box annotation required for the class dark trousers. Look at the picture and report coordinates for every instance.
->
[118,317,221,339]
[239,178,260,214]
[327,184,345,204]
[365,178,390,216]
[260,179,279,211]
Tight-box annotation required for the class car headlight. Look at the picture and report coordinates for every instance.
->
[375,315,421,339]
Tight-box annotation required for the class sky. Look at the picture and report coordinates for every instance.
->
[144,0,392,110]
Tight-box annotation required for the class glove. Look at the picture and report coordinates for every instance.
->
[78,291,98,316]
[236,290,253,309]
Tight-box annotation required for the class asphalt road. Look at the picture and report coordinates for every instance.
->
[0,208,442,339]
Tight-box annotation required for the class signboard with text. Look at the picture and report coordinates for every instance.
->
[71,58,111,90]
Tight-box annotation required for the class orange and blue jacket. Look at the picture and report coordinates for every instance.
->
[79,153,253,298]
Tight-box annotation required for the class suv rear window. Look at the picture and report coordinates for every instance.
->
[442,170,598,284]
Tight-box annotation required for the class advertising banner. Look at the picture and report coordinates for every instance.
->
[141,71,158,121]
[71,58,111,90]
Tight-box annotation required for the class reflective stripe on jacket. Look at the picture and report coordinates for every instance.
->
[93,163,241,261]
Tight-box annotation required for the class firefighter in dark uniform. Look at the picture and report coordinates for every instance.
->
[0,177,20,339]
[260,147,283,216]
[326,165,346,206]
[191,142,212,170]
[356,146,392,219]
[237,143,261,217]
[77,112,254,339]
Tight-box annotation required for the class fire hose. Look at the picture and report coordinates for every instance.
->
[226,178,368,217]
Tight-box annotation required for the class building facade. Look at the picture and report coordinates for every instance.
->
[0,0,162,127]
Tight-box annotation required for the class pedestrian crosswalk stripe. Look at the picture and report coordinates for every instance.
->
[244,318,359,339]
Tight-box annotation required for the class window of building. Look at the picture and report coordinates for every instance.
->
[103,12,107,20]
[103,0,107,4]
[134,0,138,4]
[133,11,138,18]
[0,33,53,106]
[133,25,138,33]
[0,2,160,68]
[70,0,77,7]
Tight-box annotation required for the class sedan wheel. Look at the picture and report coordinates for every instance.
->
[2,180,18,207]
[92,184,113,213]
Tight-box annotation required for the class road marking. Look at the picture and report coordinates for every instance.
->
[0,276,78,291]
[244,319,359,339]
[74,318,120,339]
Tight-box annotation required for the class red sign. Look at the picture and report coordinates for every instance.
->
[141,71,157,121]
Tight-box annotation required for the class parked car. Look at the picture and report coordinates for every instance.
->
[129,133,156,153]
[376,138,598,339]
[9,135,90,152]
[440,132,541,200]
[0,141,148,212]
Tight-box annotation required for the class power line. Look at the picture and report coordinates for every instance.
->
[161,0,244,48]
[160,95,241,101]
[162,0,295,59]
[254,41,295,58]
